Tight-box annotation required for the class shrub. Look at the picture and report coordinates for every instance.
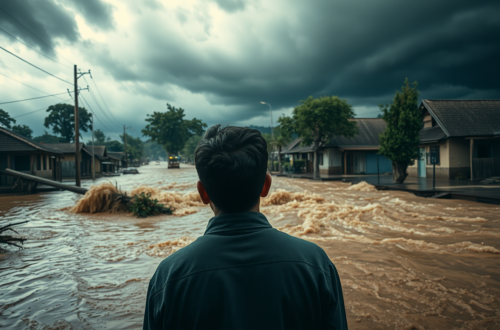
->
[128,192,173,218]
[454,173,468,180]
[273,161,280,169]
[293,159,306,172]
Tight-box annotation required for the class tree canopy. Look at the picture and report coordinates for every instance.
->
[279,96,357,179]
[120,132,143,163]
[44,103,92,142]
[12,125,33,138]
[180,135,202,163]
[0,109,16,128]
[33,131,66,144]
[379,78,422,183]
[142,103,206,155]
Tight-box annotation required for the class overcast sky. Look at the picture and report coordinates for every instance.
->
[1,0,499,141]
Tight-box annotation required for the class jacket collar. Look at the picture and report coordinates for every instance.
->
[204,212,272,235]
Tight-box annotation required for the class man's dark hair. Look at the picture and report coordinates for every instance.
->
[195,125,268,213]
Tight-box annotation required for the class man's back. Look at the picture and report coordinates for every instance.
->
[144,212,347,330]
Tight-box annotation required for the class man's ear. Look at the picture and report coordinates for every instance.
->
[260,172,272,198]
[197,181,211,205]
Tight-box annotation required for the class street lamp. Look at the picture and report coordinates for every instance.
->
[260,101,273,138]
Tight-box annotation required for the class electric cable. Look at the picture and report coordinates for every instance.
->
[79,93,114,132]
[90,74,121,124]
[12,97,73,119]
[0,72,67,101]
[0,91,70,105]
[0,45,73,85]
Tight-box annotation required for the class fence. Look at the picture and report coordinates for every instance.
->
[473,157,500,178]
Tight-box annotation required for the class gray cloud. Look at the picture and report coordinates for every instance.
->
[66,0,114,30]
[211,0,247,13]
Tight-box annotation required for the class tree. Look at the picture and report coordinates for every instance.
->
[120,132,143,163]
[142,103,206,155]
[0,109,16,128]
[269,127,292,173]
[33,131,66,143]
[180,135,202,163]
[12,125,33,138]
[94,129,107,145]
[379,78,422,183]
[279,96,358,179]
[44,103,92,142]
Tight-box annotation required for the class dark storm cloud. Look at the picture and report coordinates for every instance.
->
[0,0,113,55]
[66,0,114,30]
[89,0,499,122]
[211,0,246,13]
[0,1,79,55]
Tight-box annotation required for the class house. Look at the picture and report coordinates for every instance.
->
[0,126,64,187]
[282,118,393,175]
[107,152,125,171]
[45,143,93,178]
[408,100,500,180]
[87,145,111,173]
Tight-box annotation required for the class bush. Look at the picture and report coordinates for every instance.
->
[293,159,306,171]
[273,161,280,169]
[454,173,468,180]
[128,192,173,218]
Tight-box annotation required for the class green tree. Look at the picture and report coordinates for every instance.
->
[44,103,92,142]
[120,132,143,164]
[269,127,292,173]
[93,129,107,145]
[279,96,358,179]
[180,135,201,163]
[33,131,66,143]
[142,103,206,155]
[379,78,422,183]
[0,109,16,128]
[12,124,33,138]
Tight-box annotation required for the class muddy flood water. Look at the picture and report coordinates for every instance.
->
[1,163,500,329]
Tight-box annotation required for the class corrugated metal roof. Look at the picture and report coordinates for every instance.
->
[0,127,63,154]
[283,119,386,153]
[420,126,447,143]
[422,100,500,137]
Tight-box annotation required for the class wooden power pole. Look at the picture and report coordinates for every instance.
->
[123,125,128,168]
[74,65,81,187]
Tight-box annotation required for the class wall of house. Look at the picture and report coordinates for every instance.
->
[408,140,450,179]
[319,148,342,175]
[448,138,471,179]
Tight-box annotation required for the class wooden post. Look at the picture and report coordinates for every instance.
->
[470,138,474,181]
[30,154,35,175]
[74,64,81,187]
[344,152,347,175]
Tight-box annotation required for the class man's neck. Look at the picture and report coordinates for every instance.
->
[211,202,260,216]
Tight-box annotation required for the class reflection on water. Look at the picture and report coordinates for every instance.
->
[1,164,499,329]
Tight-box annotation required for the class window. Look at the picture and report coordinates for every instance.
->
[49,157,52,170]
[36,154,41,170]
[15,155,31,171]
[477,145,490,158]
[427,146,440,165]
[43,155,47,170]
[301,153,307,160]
[319,153,324,166]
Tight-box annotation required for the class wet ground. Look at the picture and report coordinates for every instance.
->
[1,164,499,329]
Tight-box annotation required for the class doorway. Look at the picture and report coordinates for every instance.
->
[418,147,426,178]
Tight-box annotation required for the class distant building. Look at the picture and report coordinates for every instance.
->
[0,127,64,187]
[107,151,125,171]
[282,119,393,175]
[46,143,93,178]
[408,100,500,180]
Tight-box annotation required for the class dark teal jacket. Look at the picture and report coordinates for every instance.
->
[143,212,347,330]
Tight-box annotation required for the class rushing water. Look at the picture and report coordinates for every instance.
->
[1,164,499,329]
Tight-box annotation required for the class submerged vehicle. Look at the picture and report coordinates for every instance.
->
[168,156,180,169]
[122,168,139,175]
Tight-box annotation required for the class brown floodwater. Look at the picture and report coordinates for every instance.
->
[1,164,499,329]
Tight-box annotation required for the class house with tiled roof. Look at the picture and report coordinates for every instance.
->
[46,143,94,178]
[408,100,500,180]
[282,118,393,175]
[0,126,64,187]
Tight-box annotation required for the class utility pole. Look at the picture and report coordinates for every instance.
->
[74,65,80,187]
[73,67,91,187]
[91,114,95,181]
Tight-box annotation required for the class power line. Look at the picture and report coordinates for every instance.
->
[0,91,70,105]
[79,93,114,132]
[0,26,71,69]
[0,45,73,85]
[90,74,121,124]
[0,7,73,66]
[12,97,73,119]
[0,72,67,101]
[82,75,120,128]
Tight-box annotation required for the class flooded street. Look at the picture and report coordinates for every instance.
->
[1,164,500,329]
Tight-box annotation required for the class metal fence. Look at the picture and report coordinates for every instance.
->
[473,157,500,178]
